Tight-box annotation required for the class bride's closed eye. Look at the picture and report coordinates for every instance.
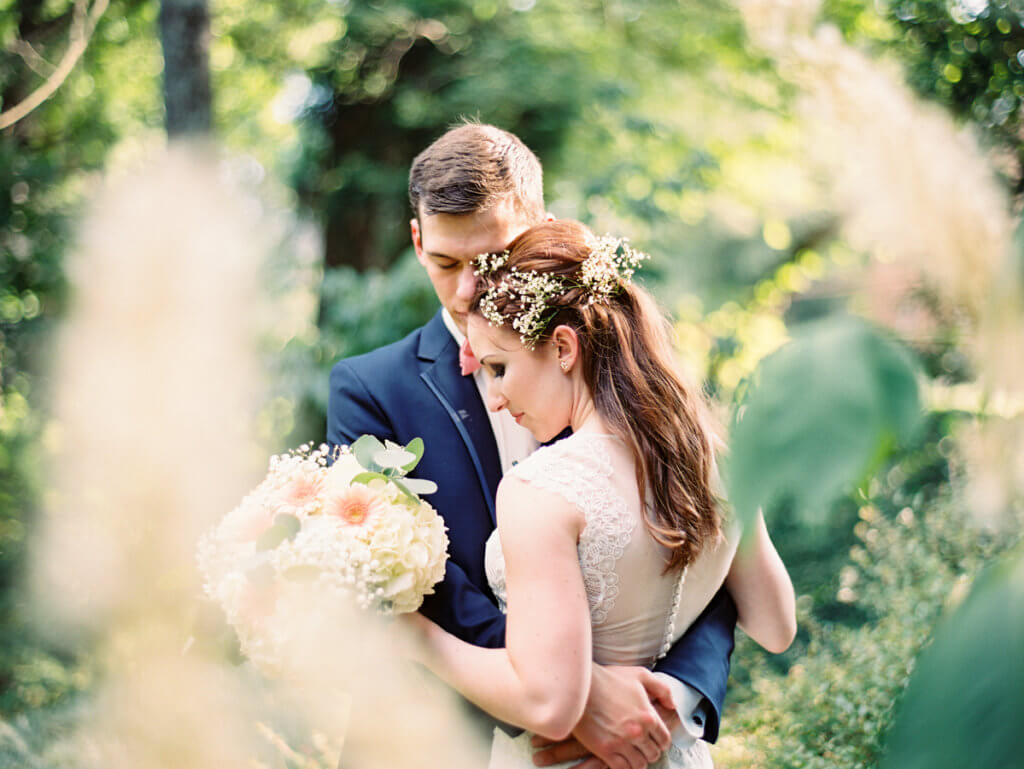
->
[488,364,505,378]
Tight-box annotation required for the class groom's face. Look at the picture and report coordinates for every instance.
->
[411,198,531,335]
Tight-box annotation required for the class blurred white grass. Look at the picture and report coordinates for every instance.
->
[29,144,486,768]
[738,0,1024,525]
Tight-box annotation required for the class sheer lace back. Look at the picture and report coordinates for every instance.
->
[485,431,734,668]
[506,432,634,624]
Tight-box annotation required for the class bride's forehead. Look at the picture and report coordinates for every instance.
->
[467,314,521,353]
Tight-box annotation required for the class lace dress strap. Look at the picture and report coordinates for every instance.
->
[506,433,636,625]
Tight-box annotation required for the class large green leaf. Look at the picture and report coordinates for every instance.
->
[724,316,921,527]
[882,548,1024,769]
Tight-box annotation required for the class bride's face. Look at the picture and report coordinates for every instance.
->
[467,314,574,443]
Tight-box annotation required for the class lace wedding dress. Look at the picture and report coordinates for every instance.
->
[483,431,737,769]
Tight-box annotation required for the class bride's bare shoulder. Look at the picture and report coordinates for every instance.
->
[495,472,583,534]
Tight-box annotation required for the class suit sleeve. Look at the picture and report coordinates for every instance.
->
[327,361,397,448]
[652,587,737,743]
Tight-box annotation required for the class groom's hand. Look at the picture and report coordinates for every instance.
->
[531,665,675,769]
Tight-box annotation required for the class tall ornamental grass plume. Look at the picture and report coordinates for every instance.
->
[33,145,266,632]
[738,0,1024,525]
[27,144,486,769]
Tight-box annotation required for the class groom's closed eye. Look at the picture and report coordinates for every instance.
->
[428,253,460,270]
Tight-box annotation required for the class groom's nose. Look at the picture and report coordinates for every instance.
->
[455,262,477,301]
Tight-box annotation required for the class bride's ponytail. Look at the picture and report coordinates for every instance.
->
[586,283,723,571]
[471,220,722,571]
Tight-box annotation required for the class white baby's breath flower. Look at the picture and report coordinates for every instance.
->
[475,234,648,349]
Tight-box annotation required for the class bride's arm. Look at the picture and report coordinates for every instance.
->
[408,477,593,740]
[724,510,796,653]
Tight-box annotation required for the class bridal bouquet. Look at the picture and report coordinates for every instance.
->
[197,436,448,673]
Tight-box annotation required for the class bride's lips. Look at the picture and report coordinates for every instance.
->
[510,411,524,424]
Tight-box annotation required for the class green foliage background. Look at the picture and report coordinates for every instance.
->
[2,0,1023,765]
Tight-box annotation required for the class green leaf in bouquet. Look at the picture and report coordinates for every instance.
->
[351,434,385,471]
[282,565,321,582]
[351,471,388,486]
[374,442,417,470]
[401,437,425,473]
[401,476,437,496]
[255,513,301,551]
[390,478,421,505]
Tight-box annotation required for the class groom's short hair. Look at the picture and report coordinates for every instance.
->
[409,122,545,223]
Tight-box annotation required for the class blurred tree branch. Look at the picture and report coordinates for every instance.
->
[11,38,56,79]
[0,0,110,131]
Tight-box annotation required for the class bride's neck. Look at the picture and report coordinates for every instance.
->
[570,399,610,435]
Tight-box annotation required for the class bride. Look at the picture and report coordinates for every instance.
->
[402,219,796,768]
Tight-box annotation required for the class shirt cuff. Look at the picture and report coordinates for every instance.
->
[651,671,707,746]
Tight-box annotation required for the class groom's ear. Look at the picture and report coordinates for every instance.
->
[410,217,427,265]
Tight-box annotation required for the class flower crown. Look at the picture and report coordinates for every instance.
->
[473,234,649,349]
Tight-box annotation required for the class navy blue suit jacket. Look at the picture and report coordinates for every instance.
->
[327,310,736,741]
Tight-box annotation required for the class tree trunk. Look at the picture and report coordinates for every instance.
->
[158,0,212,137]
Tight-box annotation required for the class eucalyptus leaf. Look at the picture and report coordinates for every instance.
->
[351,471,388,485]
[882,549,1024,769]
[254,513,301,552]
[375,446,416,469]
[724,316,921,528]
[390,478,420,504]
[351,434,385,472]
[402,477,438,495]
[401,437,425,473]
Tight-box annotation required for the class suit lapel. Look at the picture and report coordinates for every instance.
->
[418,312,502,524]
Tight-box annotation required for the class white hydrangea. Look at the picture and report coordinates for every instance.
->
[196,442,449,676]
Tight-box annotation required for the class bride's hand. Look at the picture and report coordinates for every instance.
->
[532,665,674,769]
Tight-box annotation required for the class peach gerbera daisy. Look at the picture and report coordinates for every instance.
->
[282,473,323,510]
[323,484,381,526]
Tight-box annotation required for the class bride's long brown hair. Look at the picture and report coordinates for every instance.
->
[470,219,722,572]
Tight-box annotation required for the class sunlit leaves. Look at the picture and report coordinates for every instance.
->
[882,548,1024,769]
[725,315,922,527]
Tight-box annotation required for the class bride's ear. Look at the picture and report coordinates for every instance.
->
[550,325,580,373]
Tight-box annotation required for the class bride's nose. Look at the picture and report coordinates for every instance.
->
[485,380,508,412]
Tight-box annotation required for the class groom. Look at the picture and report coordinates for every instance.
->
[327,123,736,769]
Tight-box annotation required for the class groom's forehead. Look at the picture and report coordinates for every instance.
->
[419,206,527,256]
